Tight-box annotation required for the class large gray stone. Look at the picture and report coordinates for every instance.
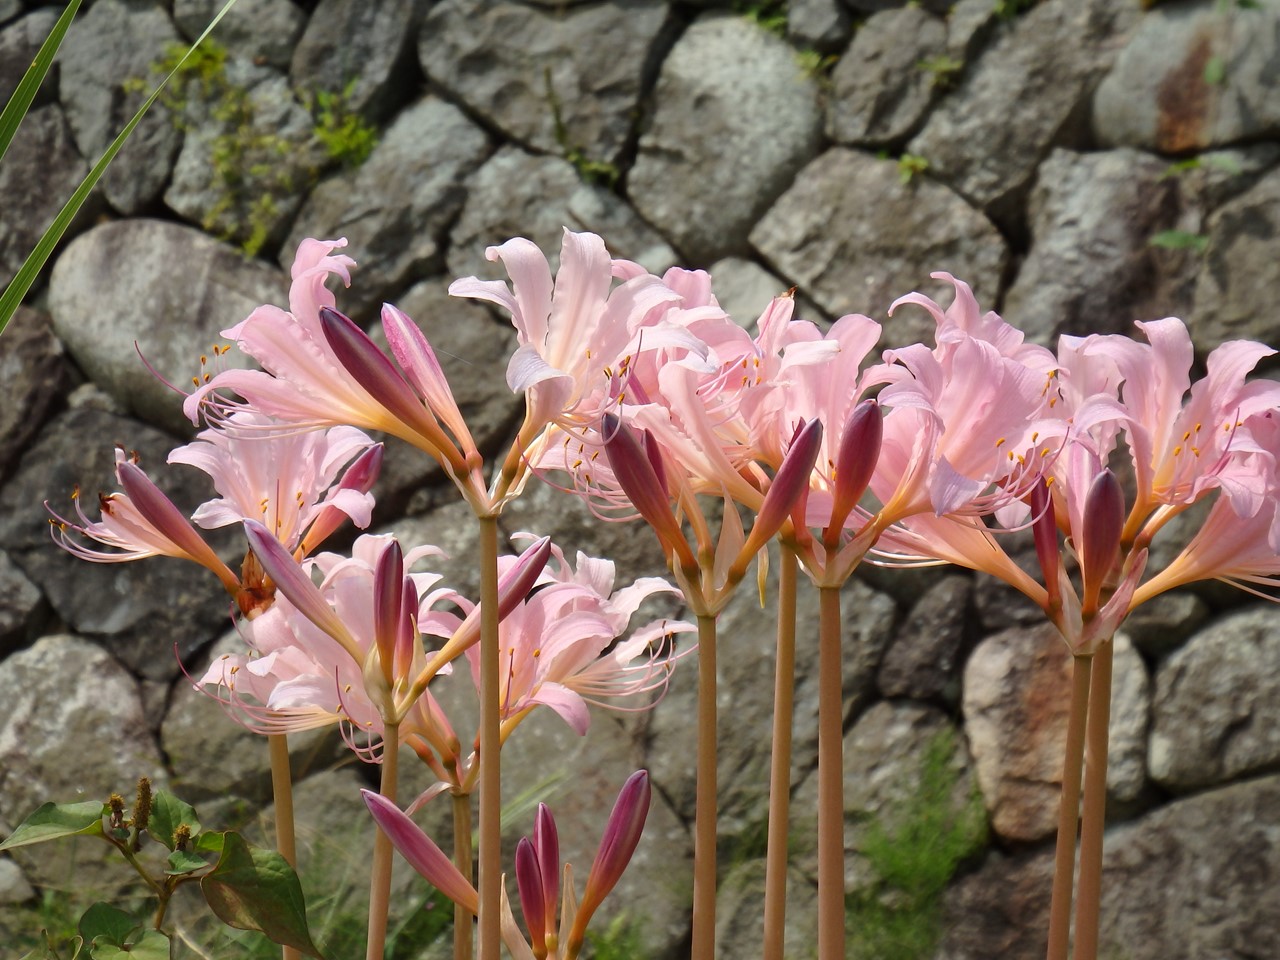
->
[0,407,235,680]
[289,0,417,122]
[0,306,73,475]
[0,8,60,109]
[0,551,41,657]
[939,775,1280,959]
[908,0,1138,224]
[715,859,817,960]
[284,97,492,317]
[173,0,306,70]
[963,626,1149,842]
[876,574,971,705]
[826,6,947,147]
[750,148,1008,349]
[448,147,677,282]
[48,219,282,435]
[0,105,94,289]
[1003,148,1180,346]
[1149,605,1280,792]
[1094,0,1280,153]
[1190,166,1280,356]
[629,14,824,263]
[57,0,183,213]
[0,635,167,891]
[419,0,669,167]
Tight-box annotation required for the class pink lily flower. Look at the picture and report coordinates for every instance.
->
[48,448,241,597]
[187,239,489,506]
[464,540,693,737]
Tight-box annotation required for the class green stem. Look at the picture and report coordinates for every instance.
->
[690,612,719,960]
[453,791,475,960]
[477,514,502,960]
[1045,654,1093,960]
[366,721,400,960]
[817,585,845,960]
[1073,640,1113,960]
[762,546,798,960]
[269,733,302,960]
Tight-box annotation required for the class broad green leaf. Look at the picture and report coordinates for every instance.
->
[89,930,169,960]
[0,0,241,339]
[0,0,81,168]
[78,902,135,948]
[195,829,225,854]
[201,831,325,959]
[147,791,201,851]
[0,801,105,851]
[166,848,209,875]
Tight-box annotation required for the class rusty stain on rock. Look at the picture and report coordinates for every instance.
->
[1155,29,1217,154]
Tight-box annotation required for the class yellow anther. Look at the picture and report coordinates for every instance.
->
[995,437,1006,447]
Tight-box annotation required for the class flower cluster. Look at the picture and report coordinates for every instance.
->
[49,225,1280,960]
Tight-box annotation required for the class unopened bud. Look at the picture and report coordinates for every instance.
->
[827,399,882,537]
[108,793,126,830]
[173,823,192,851]
[1080,469,1124,616]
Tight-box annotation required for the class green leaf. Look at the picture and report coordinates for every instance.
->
[146,791,201,851]
[89,930,169,960]
[0,0,242,339]
[166,848,210,875]
[201,831,325,959]
[1149,229,1210,253]
[0,0,81,169]
[195,829,226,854]
[0,801,105,851]
[1204,55,1226,85]
[77,902,136,948]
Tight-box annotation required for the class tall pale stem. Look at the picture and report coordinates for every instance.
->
[762,546,798,960]
[1073,640,1113,960]
[477,514,502,960]
[268,734,302,960]
[690,612,719,960]
[453,791,474,960]
[817,586,845,960]
[1045,655,1093,960]
[366,721,400,960]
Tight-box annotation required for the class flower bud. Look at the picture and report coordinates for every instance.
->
[515,838,547,956]
[361,789,479,914]
[1029,478,1061,611]
[828,399,882,536]
[601,414,697,571]
[1080,469,1124,616]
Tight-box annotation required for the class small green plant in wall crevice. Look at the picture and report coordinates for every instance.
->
[127,40,378,256]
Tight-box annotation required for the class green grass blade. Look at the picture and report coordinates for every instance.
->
[0,0,241,339]
[0,0,81,169]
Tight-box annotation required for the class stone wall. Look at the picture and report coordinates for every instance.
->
[2,0,1279,958]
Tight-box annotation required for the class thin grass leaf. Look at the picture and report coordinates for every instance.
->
[0,0,241,339]
[0,0,81,168]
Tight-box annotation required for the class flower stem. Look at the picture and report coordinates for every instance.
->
[762,546,798,960]
[817,585,845,960]
[269,733,302,960]
[1045,654,1092,960]
[453,791,475,960]
[690,612,719,960]
[366,720,400,960]
[477,513,502,960]
[1073,640,1113,960]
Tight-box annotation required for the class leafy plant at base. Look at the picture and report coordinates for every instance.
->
[308,81,378,169]
[0,782,324,959]
[734,0,788,37]
[583,913,648,960]
[845,730,988,960]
